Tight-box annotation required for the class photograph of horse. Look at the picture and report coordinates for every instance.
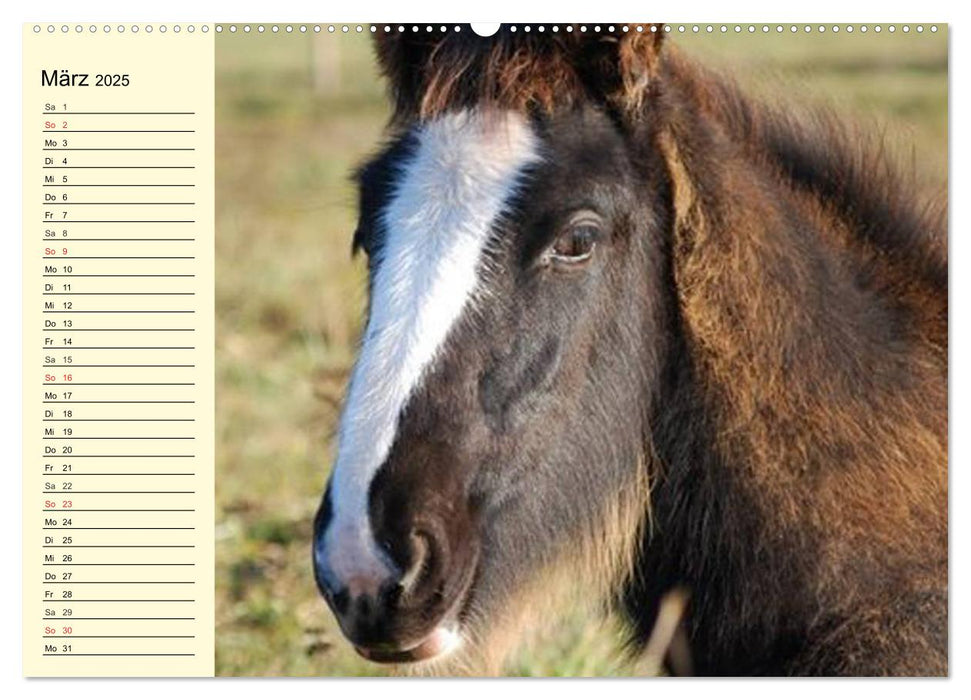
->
[309,27,947,676]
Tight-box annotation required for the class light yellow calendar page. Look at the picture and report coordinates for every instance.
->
[22,24,215,677]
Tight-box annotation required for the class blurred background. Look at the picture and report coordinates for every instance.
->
[214,28,947,676]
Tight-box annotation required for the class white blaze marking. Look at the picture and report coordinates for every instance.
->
[318,110,540,592]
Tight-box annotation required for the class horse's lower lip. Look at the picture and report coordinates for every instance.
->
[354,625,461,664]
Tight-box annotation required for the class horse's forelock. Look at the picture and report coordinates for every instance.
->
[373,26,664,124]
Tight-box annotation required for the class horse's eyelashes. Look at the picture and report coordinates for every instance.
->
[547,213,604,266]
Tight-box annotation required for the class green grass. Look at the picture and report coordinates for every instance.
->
[214,29,947,676]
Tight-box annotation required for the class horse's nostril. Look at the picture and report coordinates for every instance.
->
[398,530,431,595]
[354,594,372,619]
[331,587,350,616]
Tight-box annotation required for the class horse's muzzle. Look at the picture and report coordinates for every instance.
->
[313,495,478,664]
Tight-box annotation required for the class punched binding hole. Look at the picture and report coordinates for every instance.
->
[471,23,500,37]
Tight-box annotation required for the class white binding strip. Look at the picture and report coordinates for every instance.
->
[319,110,540,592]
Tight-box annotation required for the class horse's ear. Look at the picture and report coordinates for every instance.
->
[615,29,665,111]
[512,27,664,116]
[372,31,445,122]
[575,28,665,114]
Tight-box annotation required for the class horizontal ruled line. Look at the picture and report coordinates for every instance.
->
[42,346,195,349]
[43,111,196,115]
[44,635,196,638]
[43,129,195,133]
[45,313,195,316]
[43,202,195,205]
[43,274,195,277]
[42,437,194,440]
[43,382,194,388]
[43,166,195,169]
[43,654,196,657]
[44,184,195,187]
[40,600,195,603]
[40,581,194,584]
[39,473,196,476]
[43,419,195,422]
[44,309,195,318]
[40,455,195,458]
[43,401,195,404]
[44,312,195,315]
[44,545,195,548]
[40,328,195,332]
[43,564,195,567]
[44,651,195,659]
[44,364,196,368]
[44,293,195,296]
[42,238,197,241]
[43,148,196,151]
[43,527,196,530]
[44,491,194,494]
[44,508,195,511]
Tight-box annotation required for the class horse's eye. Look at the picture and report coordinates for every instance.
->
[548,217,601,266]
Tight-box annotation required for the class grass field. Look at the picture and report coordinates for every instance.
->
[214,28,947,676]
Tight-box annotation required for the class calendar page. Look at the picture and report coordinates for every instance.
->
[21,22,949,679]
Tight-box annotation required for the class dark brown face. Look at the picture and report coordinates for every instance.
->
[313,105,671,664]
